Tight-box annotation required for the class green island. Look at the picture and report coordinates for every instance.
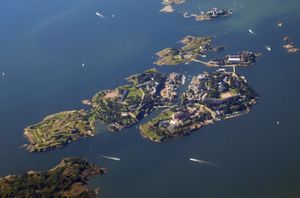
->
[140,70,258,142]
[23,69,185,152]
[154,36,226,66]
[23,68,259,151]
[23,67,260,151]
[0,157,107,197]
[24,110,96,152]
[87,68,185,131]
[183,8,233,21]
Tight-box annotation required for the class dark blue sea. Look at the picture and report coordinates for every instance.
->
[0,0,299,197]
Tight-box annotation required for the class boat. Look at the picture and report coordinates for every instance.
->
[96,12,105,19]
[248,29,256,35]
[264,45,271,51]
[181,75,186,85]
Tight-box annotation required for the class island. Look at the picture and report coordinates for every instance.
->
[160,0,186,13]
[86,68,185,131]
[0,157,107,197]
[160,6,174,13]
[24,110,96,152]
[23,64,261,152]
[154,36,226,66]
[183,8,233,21]
[162,0,186,5]
[283,36,299,53]
[140,70,258,142]
[23,69,185,152]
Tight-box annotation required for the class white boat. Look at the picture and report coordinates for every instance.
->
[181,75,186,85]
[248,29,256,35]
[190,158,200,162]
[264,45,271,51]
[96,12,105,19]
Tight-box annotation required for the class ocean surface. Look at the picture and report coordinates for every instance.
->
[0,0,300,197]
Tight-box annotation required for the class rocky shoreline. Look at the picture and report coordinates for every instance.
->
[0,157,107,197]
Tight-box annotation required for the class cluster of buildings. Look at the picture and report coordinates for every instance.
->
[180,71,254,119]
[209,51,258,67]
[160,73,185,101]
[184,73,209,101]
[206,8,233,18]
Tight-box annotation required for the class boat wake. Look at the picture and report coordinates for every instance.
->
[90,148,121,161]
[189,158,219,167]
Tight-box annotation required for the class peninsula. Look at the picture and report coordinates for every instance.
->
[140,70,258,142]
[0,157,107,197]
[154,36,226,66]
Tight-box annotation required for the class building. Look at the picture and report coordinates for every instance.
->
[226,55,241,63]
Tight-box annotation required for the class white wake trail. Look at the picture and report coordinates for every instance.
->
[189,158,218,167]
[90,148,121,161]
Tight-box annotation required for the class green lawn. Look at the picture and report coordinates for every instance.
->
[127,87,144,98]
